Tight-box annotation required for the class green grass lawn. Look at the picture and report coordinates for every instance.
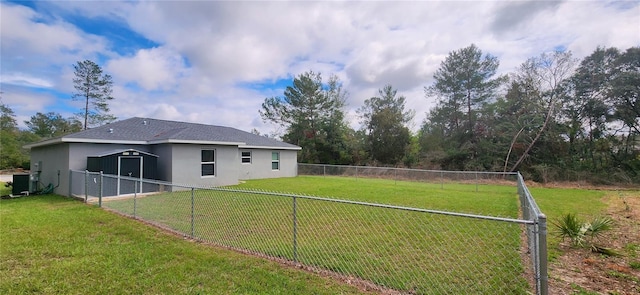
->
[236,176,520,217]
[0,194,372,295]
[241,177,629,286]
[2,176,621,295]
[101,176,529,294]
[527,187,609,260]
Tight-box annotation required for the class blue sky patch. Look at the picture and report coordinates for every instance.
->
[238,77,294,92]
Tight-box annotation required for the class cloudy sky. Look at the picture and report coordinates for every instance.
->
[1,0,639,135]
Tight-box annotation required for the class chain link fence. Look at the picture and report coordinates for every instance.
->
[517,173,549,295]
[70,169,546,295]
[298,163,519,189]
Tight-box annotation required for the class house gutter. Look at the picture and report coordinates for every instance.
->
[24,137,301,151]
[241,145,302,151]
[24,138,148,149]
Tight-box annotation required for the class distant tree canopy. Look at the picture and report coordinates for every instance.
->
[423,44,505,170]
[260,71,355,164]
[0,103,38,169]
[256,45,639,184]
[25,112,82,138]
[358,85,414,165]
[420,45,639,183]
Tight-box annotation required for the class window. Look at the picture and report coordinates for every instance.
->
[241,151,252,164]
[271,152,280,170]
[201,149,215,176]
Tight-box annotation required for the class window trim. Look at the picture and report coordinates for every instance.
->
[241,150,252,164]
[271,151,280,171]
[201,149,216,177]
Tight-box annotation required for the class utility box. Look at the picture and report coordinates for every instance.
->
[29,172,39,193]
[12,174,30,195]
[33,161,42,173]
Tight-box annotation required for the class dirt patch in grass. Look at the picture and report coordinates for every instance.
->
[525,181,639,191]
[549,191,640,295]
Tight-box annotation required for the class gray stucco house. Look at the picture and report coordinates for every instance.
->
[25,117,301,196]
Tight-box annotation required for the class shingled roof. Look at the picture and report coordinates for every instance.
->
[25,117,301,150]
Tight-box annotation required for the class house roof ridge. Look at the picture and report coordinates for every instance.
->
[24,117,301,150]
[135,116,230,129]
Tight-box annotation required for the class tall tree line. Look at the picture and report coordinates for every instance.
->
[262,45,639,184]
[1,50,637,184]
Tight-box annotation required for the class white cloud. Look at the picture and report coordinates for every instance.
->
[0,86,59,128]
[1,0,639,135]
[0,3,108,67]
[106,47,188,91]
[560,1,640,57]
[149,103,182,121]
[0,73,54,88]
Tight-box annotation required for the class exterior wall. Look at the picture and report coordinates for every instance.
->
[280,150,298,177]
[238,149,298,180]
[169,144,239,187]
[150,144,172,181]
[29,143,70,196]
[29,141,298,196]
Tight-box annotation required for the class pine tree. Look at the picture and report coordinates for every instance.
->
[72,60,116,129]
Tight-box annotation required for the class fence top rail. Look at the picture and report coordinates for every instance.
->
[206,187,533,224]
[298,163,520,176]
[73,169,101,175]
[517,172,545,218]
[80,171,182,187]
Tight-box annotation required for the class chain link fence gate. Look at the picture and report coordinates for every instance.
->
[70,168,547,295]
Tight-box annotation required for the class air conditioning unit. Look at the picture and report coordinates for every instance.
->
[12,174,30,195]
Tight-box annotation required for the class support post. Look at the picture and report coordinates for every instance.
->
[475,172,478,192]
[133,180,137,218]
[538,214,549,295]
[68,170,73,198]
[292,195,298,263]
[191,187,195,239]
[440,171,444,189]
[98,171,103,207]
[394,169,397,185]
[84,170,89,203]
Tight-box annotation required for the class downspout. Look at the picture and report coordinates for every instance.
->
[54,170,61,189]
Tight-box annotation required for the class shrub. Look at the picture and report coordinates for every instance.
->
[553,213,584,246]
[552,213,614,252]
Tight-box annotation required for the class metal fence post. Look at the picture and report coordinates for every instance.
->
[292,195,298,263]
[538,214,549,295]
[323,165,326,177]
[133,180,137,218]
[191,187,195,239]
[84,170,89,203]
[355,166,358,181]
[475,172,478,192]
[68,170,73,198]
[440,171,444,189]
[394,169,397,185]
[98,171,103,207]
